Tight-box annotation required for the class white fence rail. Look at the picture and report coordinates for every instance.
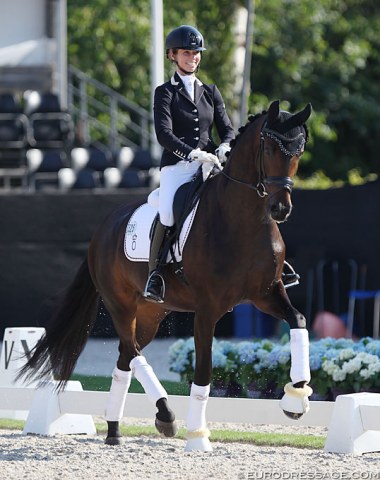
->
[2,327,380,455]
[0,385,334,426]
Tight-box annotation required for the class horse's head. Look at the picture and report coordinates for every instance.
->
[261,100,311,222]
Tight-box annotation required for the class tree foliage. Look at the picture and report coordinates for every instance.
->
[67,0,380,182]
[251,0,380,181]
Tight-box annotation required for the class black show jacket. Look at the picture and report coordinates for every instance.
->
[154,72,235,168]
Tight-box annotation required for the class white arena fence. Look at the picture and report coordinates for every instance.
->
[1,327,380,455]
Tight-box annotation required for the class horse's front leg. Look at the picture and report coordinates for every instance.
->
[185,308,217,452]
[256,282,312,419]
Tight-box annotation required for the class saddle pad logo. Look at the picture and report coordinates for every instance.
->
[127,221,138,250]
[127,221,137,235]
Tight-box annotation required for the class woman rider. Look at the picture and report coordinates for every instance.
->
[143,25,236,303]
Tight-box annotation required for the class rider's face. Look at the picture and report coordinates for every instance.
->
[172,49,201,74]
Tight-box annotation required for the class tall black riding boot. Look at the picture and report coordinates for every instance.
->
[143,220,168,303]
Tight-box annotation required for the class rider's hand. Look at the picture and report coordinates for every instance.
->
[188,149,221,167]
[215,143,231,164]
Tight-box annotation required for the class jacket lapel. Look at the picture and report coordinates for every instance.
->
[193,80,204,105]
[172,75,190,103]
[171,73,203,105]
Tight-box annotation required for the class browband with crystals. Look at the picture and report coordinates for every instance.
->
[262,129,306,157]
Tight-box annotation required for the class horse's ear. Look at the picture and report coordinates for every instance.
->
[293,103,312,125]
[267,100,280,126]
[279,103,312,133]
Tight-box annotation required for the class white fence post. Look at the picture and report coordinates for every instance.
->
[23,380,96,436]
[0,327,48,419]
[325,392,380,455]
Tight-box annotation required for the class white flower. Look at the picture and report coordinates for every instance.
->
[342,357,362,374]
[332,369,346,382]
[212,346,227,369]
[322,360,336,375]
[339,348,355,361]
[368,361,380,375]
[168,337,195,374]
[359,368,372,380]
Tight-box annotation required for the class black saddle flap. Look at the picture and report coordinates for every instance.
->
[172,166,204,228]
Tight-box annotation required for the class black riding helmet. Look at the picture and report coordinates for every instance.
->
[165,25,206,53]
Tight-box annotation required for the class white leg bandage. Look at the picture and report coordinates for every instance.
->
[186,383,210,432]
[290,328,311,384]
[105,367,132,421]
[130,355,167,405]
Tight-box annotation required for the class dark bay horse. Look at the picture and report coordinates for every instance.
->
[19,100,312,452]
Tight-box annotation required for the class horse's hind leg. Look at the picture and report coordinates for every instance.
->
[103,301,136,445]
[105,365,132,445]
[133,303,177,437]
[104,301,177,444]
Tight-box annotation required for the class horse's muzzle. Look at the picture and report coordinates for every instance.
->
[269,201,292,223]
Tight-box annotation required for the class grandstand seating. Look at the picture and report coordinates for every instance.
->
[0,92,28,150]
[24,91,74,149]
[26,148,68,191]
[58,167,100,191]
[103,167,147,189]
[0,90,159,192]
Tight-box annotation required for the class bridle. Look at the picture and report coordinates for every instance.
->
[220,120,305,198]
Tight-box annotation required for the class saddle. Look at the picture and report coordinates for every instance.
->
[152,166,216,282]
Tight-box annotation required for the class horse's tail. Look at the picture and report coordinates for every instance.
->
[17,258,98,389]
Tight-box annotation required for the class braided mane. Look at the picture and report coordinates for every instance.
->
[229,110,267,151]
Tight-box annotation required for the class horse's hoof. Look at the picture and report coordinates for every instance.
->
[279,383,312,418]
[185,430,213,452]
[105,436,123,446]
[282,410,303,420]
[185,437,213,452]
[155,418,178,437]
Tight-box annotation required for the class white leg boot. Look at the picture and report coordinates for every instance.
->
[280,329,312,418]
[105,367,132,421]
[130,355,177,437]
[185,383,212,452]
[129,355,167,404]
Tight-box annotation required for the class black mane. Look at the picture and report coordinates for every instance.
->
[229,110,267,151]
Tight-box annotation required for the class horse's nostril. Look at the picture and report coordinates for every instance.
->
[271,204,279,213]
[270,202,292,221]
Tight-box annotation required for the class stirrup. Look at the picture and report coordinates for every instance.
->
[282,261,300,289]
[142,270,165,303]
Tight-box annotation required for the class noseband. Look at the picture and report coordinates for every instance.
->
[257,130,295,195]
[221,120,305,198]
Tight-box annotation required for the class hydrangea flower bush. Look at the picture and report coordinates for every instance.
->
[168,336,380,399]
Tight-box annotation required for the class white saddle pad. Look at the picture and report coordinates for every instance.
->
[124,202,199,262]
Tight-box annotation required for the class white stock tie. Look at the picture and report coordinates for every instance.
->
[181,75,196,101]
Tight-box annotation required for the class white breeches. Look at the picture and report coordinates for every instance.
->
[159,160,201,227]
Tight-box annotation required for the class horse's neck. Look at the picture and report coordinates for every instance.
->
[225,122,261,186]
[203,167,268,242]
[218,138,266,219]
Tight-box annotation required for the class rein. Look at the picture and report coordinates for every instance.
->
[220,121,295,198]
